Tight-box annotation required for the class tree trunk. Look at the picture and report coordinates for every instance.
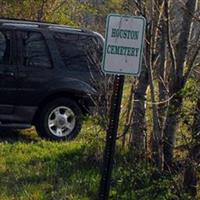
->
[183,163,197,197]
[163,0,197,170]
[150,1,166,170]
[158,18,167,134]
[122,84,134,147]
[131,64,149,159]
[191,98,200,141]
[163,93,182,170]
[183,98,200,197]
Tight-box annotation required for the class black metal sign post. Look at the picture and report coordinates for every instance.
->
[99,74,125,200]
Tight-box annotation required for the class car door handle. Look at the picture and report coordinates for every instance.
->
[0,71,15,77]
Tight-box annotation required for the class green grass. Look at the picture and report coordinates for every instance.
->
[0,120,103,200]
[0,119,198,200]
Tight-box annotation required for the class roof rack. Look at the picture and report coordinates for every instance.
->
[0,17,60,26]
[0,18,89,33]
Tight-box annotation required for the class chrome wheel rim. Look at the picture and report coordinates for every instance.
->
[48,106,76,137]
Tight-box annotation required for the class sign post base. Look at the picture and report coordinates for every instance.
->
[99,75,124,200]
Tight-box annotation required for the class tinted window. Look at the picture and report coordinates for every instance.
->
[0,31,11,65]
[54,33,102,72]
[22,32,51,68]
[79,35,103,69]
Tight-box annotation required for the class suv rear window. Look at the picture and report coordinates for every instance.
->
[53,32,102,72]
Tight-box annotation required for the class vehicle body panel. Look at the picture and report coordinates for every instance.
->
[0,19,104,127]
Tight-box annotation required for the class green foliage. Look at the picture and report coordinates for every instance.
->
[175,78,199,148]
[181,78,199,101]
[0,0,97,27]
[0,120,197,199]
[110,159,190,200]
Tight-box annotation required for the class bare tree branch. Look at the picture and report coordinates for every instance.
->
[164,0,176,84]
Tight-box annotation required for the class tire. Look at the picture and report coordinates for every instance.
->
[35,98,82,141]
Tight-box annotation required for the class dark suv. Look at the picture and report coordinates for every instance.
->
[0,19,104,140]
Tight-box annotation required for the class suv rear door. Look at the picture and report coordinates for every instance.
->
[16,30,54,107]
[0,28,18,115]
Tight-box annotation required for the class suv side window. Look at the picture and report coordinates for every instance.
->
[0,31,11,65]
[22,32,51,68]
[79,35,103,69]
[54,33,92,72]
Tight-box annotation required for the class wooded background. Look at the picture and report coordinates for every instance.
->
[0,0,200,199]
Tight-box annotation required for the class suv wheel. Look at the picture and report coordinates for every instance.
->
[36,98,82,140]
